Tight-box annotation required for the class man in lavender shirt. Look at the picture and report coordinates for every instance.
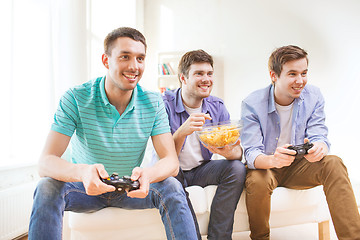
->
[162,49,246,240]
[241,45,360,240]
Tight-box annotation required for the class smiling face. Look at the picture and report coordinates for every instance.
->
[181,62,214,106]
[272,57,308,106]
[102,37,146,93]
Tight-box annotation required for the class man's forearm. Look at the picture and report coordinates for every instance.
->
[150,132,179,183]
[147,156,179,183]
[253,154,275,169]
[38,155,88,182]
[173,130,186,156]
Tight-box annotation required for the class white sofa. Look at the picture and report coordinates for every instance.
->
[63,185,331,240]
[62,143,331,239]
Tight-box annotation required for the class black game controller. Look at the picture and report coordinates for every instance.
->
[287,142,314,160]
[101,173,140,193]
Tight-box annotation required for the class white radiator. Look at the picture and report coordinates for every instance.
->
[0,181,38,240]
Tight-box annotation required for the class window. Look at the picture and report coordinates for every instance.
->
[0,0,139,168]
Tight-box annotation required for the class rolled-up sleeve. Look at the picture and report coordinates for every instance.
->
[240,101,265,169]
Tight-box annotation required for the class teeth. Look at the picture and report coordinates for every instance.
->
[124,74,136,79]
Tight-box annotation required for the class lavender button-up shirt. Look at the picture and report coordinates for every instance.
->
[162,88,230,161]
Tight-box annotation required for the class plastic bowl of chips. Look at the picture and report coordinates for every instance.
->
[196,120,242,148]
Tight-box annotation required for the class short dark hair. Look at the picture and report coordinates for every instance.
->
[104,27,147,56]
[178,50,213,81]
[268,45,308,77]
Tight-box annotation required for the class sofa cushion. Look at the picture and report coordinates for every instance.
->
[67,208,166,239]
[233,185,330,231]
[186,185,208,214]
[66,185,330,239]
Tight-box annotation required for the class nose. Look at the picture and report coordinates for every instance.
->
[202,74,213,83]
[128,58,139,71]
[295,74,303,84]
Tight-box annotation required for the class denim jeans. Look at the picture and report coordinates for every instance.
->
[28,176,197,240]
[177,159,246,240]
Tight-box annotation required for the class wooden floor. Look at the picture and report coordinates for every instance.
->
[16,235,28,240]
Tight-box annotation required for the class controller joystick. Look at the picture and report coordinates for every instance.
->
[287,142,314,160]
[101,173,140,193]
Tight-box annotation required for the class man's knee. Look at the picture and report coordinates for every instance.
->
[322,155,344,167]
[34,177,64,201]
[153,177,185,195]
[321,155,349,177]
[150,177,188,210]
[320,155,347,172]
[245,169,275,194]
[227,160,246,184]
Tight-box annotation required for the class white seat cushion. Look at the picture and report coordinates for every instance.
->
[65,185,330,239]
[68,208,166,239]
[186,185,208,214]
[233,185,330,232]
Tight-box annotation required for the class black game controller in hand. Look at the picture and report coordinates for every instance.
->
[101,173,140,193]
[287,142,314,160]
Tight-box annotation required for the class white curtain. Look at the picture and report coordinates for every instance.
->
[0,0,139,168]
[0,0,88,167]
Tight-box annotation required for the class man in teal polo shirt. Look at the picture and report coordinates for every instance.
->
[28,27,198,240]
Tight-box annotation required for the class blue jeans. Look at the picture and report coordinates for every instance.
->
[28,176,197,240]
[178,160,246,240]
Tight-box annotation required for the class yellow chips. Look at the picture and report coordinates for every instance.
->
[198,125,240,148]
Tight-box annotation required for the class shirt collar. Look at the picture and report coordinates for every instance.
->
[268,84,304,113]
[174,88,209,114]
[175,88,186,113]
[268,84,276,113]
[100,75,137,111]
[100,76,110,105]
[127,85,137,112]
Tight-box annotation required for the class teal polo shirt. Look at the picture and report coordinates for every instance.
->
[51,76,170,176]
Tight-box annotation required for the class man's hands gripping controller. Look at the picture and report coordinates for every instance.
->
[287,142,314,160]
[101,173,140,194]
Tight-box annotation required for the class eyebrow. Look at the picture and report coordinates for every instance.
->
[287,69,308,73]
[193,70,213,73]
[119,50,146,57]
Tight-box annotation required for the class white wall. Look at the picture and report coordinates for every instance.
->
[142,0,360,180]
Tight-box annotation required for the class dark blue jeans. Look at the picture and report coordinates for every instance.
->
[177,160,246,240]
[28,176,197,240]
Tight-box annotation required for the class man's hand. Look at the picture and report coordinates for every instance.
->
[304,139,328,162]
[173,113,212,155]
[177,113,212,137]
[127,167,151,199]
[81,164,115,196]
[271,144,296,168]
[203,139,242,160]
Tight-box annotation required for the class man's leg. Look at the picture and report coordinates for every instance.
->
[28,177,107,240]
[114,176,198,240]
[175,168,202,240]
[185,160,246,240]
[281,155,360,240]
[29,176,197,240]
[245,168,279,240]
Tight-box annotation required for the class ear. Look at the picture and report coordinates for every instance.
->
[102,54,109,69]
[179,73,187,85]
[269,71,277,84]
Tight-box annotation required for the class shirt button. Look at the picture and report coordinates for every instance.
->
[275,137,278,140]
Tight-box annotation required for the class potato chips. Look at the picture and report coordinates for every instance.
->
[198,124,240,148]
